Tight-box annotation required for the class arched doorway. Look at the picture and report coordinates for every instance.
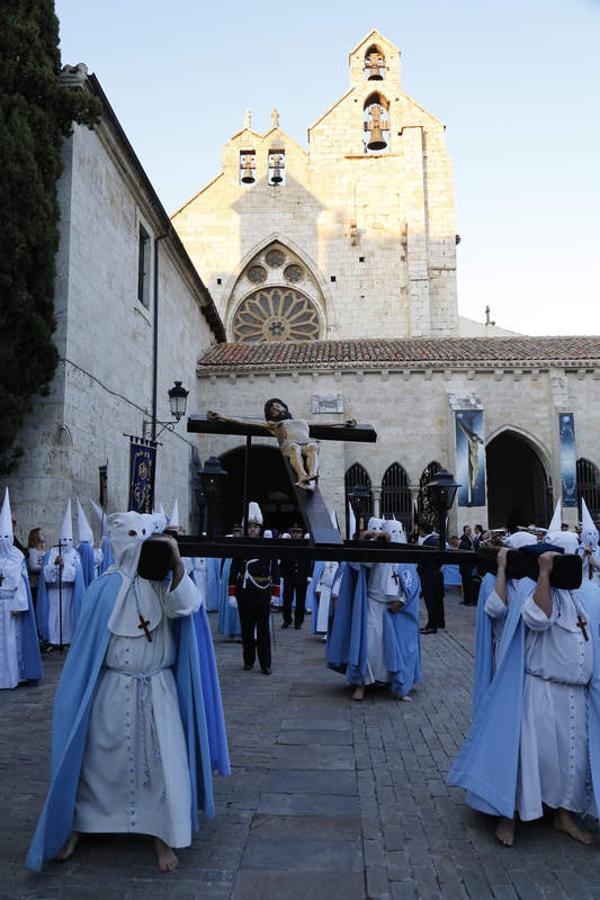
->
[218,445,300,534]
[486,431,552,530]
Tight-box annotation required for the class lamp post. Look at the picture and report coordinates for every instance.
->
[167,380,189,423]
[348,484,371,539]
[200,456,228,539]
[425,468,460,551]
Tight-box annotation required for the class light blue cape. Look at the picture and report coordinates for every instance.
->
[383,563,422,697]
[19,562,42,682]
[448,578,600,818]
[76,542,97,588]
[193,603,231,775]
[216,558,241,637]
[26,571,215,872]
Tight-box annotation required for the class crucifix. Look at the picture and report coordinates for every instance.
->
[138,613,153,642]
[577,614,589,641]
[189,400,376,544]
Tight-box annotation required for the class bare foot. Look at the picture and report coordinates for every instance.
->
[352,685,365,702]
[56,831,79,861]
[553,809,594,845]
[153,837,179,872]
[495,817,515,847]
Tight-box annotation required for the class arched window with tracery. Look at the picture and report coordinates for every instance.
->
[380,463,412,531]
[363,93,390,154]
[577,458,600,521]
[229,242,324,343]
[417,461,441,531]
[364,45,386,81]
[345,462,373,536]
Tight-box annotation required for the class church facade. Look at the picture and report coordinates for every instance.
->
[172,31,600,536]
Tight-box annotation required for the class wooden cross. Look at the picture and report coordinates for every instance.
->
[577,614,589,641]
[188,414,376,545]
[138,613,153,642]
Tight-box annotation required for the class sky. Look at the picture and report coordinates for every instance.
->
[54,0,600,336]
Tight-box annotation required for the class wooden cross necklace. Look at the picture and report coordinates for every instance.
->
[133,579,153,642]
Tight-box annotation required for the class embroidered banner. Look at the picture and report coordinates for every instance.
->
[128,437,157,513]
[558,413,577,508]
[455,409,486,507]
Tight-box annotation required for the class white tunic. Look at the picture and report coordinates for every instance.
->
[516,589,593,821]
[364,563,399,686]
[43,547,81,645]
[74,574,200,847]
[0,561,29,689]
[484,589,509,672]
[315,562,339,633]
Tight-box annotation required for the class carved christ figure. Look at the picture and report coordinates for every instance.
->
[207,399,356,493]
[457,415,484,502]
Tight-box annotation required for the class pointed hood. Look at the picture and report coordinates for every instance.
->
[545,531,579,554]
[244,501,263,526]
[59,499,74,549]
[0,488,20,560]
[547,499,562,533]
[581,499,599,550]
[381,518,405,544]
[367,516,384,532]
[169,499,180,529]
[347,502,356,539]
[76,498,94,544]
[90,498,109,537]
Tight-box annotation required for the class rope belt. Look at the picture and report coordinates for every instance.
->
[109,666,165,786]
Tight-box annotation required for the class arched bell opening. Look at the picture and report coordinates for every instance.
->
[345,462,373,536]
[218,445,301,534]
[486,430,553,530]
[363,93,390,153]
[364,45,386,81]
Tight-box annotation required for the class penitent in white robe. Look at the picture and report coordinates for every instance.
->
[74,574,200,848]
[484,589,509,673]
[315,562,339,634]
[516,590,593,821]
[43,548,81,645]
[363,562,399,686]
[0,559,29,689]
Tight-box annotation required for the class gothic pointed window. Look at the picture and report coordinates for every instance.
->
[381,463,412,531]
[417,461,442,530]
[577,458,600,520]
[363,93,390,154]
[364,45,386,81]
[345,463,373,531]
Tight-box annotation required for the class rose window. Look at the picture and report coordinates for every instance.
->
[232,287,321,343]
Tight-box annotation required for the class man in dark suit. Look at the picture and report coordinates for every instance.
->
[418,532,445,634]
[280,523,312,630]
[459,525,477,605]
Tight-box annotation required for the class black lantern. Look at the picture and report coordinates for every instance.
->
[168,381,189,422]
[200,456,227,538]
[425,468,460,551]
[348,484,371,538]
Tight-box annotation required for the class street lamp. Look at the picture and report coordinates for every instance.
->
[348,484,371,538]
[167,381,189,422]
[425,468,460,551]
[200,455,228,538]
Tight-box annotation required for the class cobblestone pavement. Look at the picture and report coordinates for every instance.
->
[3,590,600,899]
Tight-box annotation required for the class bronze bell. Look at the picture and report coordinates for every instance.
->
[366,52,384,81]
[240,155,255,184]
[365,105,387,151]
[270,154,283,184]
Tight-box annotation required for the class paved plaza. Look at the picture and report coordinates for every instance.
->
[3,593,600,899]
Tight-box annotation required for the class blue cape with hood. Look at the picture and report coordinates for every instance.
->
[36,549,86,641]
[471,571,497,719]
[204,557,221,612]
[76,541,97,588]
[308,561,325,633]
[98,536,113,574]
[26,570,215,872]
[383,562,422,697]
[216,558,241,638]
[19,562,42,683]
[193,602,231,775]
[448,577,600,819]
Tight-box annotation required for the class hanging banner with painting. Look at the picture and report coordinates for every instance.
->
[455,410,486,507]
[558,413,577,508]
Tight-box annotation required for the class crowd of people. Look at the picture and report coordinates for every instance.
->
[3,484,600,872]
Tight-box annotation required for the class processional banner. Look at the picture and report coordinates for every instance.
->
[455,410,486,507]
[558,413,577,508]
[128,437,157,513]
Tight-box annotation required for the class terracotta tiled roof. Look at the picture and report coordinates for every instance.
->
[197,336,600,372]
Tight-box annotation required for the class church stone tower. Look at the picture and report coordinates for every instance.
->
[172,29,458,340]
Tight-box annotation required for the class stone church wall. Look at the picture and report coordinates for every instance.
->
[5,108,217,545]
